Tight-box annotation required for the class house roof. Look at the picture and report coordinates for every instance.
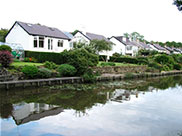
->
[10,21,70,40]
[86,32,110,42]
[74,31,110,42]
[139,42,151,49]
[112,36,131,46]
[153,44,166,51]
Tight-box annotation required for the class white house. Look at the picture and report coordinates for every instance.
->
[72,31,113,58]
[6,21,72,53]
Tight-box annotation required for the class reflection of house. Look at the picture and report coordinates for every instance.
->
[110,89,138,102]
[12,102,63,125]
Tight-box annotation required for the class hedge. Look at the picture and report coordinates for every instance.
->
[25,51,62,64]
[109,56,138,64]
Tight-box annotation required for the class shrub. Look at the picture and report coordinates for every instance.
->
[100,62,116,67]
[57,64,77,77]
[99,55,107,61]
[24,57,37,62]
[0,45,12,52]
[173,63,182,70]
[21,65,38,78]
[161,65,170,71]
[82,68,96,83]
[37,68,52,78]
[109,56,138,64]
[154,54,175,65]
[0,51,13,68]
[148,62,162,70]
[112,53,121,58]
[44,61,57,69]
[137,57,149,65]
[61,49,99,75]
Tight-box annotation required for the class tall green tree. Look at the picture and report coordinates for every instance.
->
[123,32,144,42]
[0,28,8,42]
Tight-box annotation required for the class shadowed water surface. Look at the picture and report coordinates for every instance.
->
[1,75,182,136]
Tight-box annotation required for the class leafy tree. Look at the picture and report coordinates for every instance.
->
[72,30,79,36]
[173,0,182,11]
[123,32,144,42]
[0,28,8,42]
[89,39,113,54]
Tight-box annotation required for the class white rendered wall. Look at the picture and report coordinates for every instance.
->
[6,23,31,50]
[71,32,90,44]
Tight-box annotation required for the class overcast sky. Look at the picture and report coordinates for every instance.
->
[1,0,182,42]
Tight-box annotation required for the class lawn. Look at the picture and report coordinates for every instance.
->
[97,61,138,67]
[11,62,43,67]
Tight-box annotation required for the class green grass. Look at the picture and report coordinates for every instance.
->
[97,61,138,67]
[11,62,43,67]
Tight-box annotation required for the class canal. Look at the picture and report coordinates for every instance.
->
[1,75,182,136]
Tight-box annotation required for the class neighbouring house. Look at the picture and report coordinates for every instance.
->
[149,44,169,54]
[72,30,112,58]
[108,36,127,56]
[5,21,72,53]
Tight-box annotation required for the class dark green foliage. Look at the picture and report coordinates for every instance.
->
[148,62,162,70]
[0,51,13,68]
[37,68,52,78]
[57,64,77,77]
[60,49,99,75]
[25,51,62,64]
[112,53,121,58]
[109,56,138,64]
[100,62,116,67]
[99,55,107,61]
[90,39,113,53]
[21,65,38,78]
[0,28,8,42]
[173,63,182,70]
[161,65,170,71]
[137,57,149,65]
[44,61,57,69]
[0,45,12,52]
[82,68,96,83]
[173,0,182,11]
[23,57,37,63]
[154,54,175,65]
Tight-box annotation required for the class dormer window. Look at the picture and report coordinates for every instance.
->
[58,40,63,47]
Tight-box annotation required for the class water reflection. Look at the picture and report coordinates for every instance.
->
[1,75,182,136]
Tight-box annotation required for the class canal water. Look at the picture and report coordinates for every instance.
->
[1,75,182,136]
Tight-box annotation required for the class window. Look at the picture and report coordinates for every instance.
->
[48,39,53,50]
[69,42,73,48]
[58,40,63,47]
[34,37,37,48]
[127,46,132,50]
[39,37,44,48]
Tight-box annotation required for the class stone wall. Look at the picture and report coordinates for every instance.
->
[92,66,148,74]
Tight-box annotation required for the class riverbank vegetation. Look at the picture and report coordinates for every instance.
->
[0,43,182,83]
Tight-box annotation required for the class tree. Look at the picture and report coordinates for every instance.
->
[72,30,79,36]
[173,0,182,11]
[0,28,9,42]
[123,32,144,42]
[89,39,113,54]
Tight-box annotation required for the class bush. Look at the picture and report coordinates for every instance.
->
[154,54,175,65]
[21,65,38,78]
[82,68,96,83]
[112,53,121,58]
[0,45,12,52]
[109,56,138,64]
[61,49,99,75]
[37,68,52,78]
[100,62,116,67]
[99,55,107,61]
[44,61,57,69]
[148,62,162,70]
[173,63,182,70]
[0,51,13,68]
[161,65,170,71]
[57,64,77,77]
[137,57,149,65]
